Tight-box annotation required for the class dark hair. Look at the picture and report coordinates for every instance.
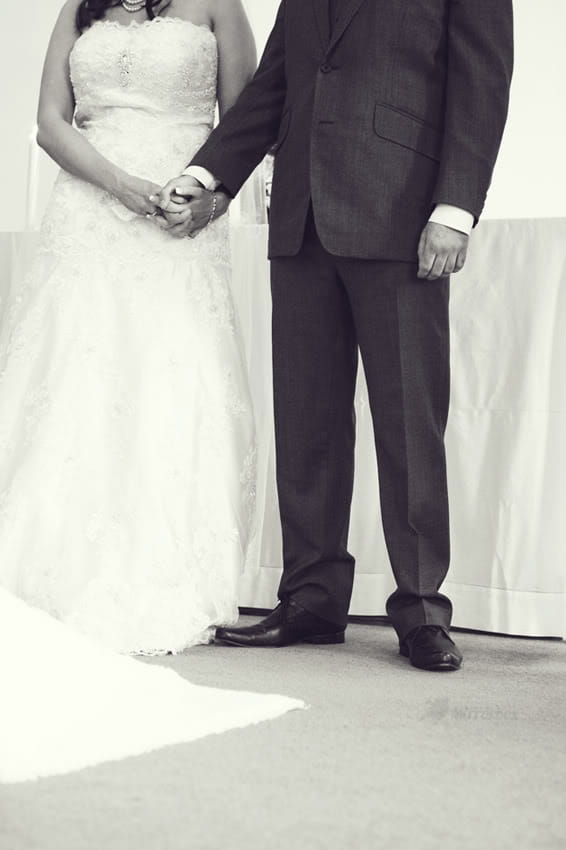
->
[76,0,171,32]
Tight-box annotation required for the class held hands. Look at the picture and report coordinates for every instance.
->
[417,222,469,280]
[148,175,230,239]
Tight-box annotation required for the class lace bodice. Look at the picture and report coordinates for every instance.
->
[70,17,218,182]
[39,16,227,265]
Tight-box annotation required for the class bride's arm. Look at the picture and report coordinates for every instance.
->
[213,0,257,118]
[36,0,160,216]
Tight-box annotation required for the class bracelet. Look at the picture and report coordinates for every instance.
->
[206,192,218,229]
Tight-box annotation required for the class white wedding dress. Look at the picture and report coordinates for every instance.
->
[0,17,258,655]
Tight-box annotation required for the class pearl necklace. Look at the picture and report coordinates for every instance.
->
[121,0,146,12]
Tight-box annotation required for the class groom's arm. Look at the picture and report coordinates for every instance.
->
[433,0,514,222]
[186,1,287,197]
[417,0,513,279]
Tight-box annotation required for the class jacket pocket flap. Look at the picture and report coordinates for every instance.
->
[373,103,441,162]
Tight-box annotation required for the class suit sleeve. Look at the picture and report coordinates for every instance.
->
[190,2,287,197]
[433,0,514,223]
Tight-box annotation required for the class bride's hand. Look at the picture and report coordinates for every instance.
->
[115,174,163,217]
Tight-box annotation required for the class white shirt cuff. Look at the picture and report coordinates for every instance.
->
[429,204,474,235]
[182,166,220,191]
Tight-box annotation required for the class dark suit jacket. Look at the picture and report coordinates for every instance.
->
[192,0,514,260]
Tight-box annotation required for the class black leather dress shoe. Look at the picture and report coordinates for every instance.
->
[400,625,463,671]
[215,599,345,648]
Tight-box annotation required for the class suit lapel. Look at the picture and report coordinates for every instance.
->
[328,0,370,53]
[311,0,331,52]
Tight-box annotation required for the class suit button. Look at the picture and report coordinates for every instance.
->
[320,63,334,73]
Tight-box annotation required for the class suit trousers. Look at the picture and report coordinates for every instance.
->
[270,209,453,642]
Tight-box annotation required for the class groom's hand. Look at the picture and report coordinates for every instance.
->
[417,222,469,280]
[156,186,208,238]
[154,175,203,213]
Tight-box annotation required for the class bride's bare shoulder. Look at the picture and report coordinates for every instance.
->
[58,0,84,18]
[165,0,212,26]
[50,0,84,34]
[46,0,83,45]
[40,0,83,87]
[169,0,249,29]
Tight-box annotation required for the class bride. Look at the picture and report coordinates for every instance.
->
[0,0,259,655]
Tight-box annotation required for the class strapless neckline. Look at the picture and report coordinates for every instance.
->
[92,15,215,37]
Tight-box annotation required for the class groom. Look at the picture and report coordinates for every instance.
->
[158,0,513,671]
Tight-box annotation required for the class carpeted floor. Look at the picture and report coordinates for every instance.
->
[1,618,565,850]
